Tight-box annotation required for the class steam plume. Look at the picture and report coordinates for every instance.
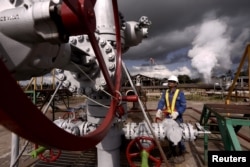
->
[188,18,232,83]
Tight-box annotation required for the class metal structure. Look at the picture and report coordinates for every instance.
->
[226,44,250,104]
[200,103,250,164]
[0,1,211,167]
[197,45,250,165]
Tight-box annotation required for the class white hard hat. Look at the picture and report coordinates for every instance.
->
[168,75,178,83]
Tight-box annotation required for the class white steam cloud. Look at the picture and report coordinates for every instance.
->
[130,64,192,79]
[188,18,232,83]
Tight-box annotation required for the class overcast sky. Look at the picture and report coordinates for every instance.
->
[118,0,250,83]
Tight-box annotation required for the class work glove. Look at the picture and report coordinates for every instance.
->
[170,111,179,120]
[156,109,162,119]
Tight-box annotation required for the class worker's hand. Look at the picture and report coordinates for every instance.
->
[156,109,162,119]
[170,111,179,120]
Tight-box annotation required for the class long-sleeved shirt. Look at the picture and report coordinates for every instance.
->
[157,89,186,122]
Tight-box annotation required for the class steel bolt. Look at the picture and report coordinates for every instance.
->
[56,69,64,73]
[70,38,77,45]
[57,74,66,81]
[100,39,106,47]
[109,63,115,70]
[101,79,106,86]
[52,0,60,4]
[63,80,70,87]
[69,85,77,92]
[78,35,84,42]
[105,47,112,54]
[108,54,115,61]
[86,48,90,52]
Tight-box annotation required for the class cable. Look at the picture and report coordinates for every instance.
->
[82,95,109,109]
[42,81,63,115]
[122,61,170,167]
[71,61,118,101]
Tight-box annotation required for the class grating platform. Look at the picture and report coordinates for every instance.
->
[33,143,134,167]
[34,149,98,167]
[33,141,167,167]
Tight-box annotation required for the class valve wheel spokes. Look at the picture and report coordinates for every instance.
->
[134,138,155,152]
[35,145,62,163]
[126,136,162,167]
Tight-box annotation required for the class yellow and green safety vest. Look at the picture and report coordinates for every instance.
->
[164,89,179,114]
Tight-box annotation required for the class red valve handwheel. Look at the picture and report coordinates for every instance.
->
[126,136,162,167]
[0,0,125,151]
[61,0,97,35]
[35,144,62,163]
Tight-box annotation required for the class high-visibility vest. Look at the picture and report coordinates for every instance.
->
[165,89,180,114]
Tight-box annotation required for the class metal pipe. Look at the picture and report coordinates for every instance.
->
[10,133,19,167]
[96,126,121,167]
[122,61,170,167]
[42,81,63,115]
[11,141,30,167]
[187,106,250,142]
[0,59,115,150]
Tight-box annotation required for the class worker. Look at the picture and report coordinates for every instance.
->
[156,75,187,157]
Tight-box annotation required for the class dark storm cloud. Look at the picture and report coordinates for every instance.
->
[118,0,250,63]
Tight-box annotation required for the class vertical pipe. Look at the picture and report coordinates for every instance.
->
[96,126,121,167]
[87,95,120,167]
[10,133,19,167]
[91,1,122,165]
[94,0,115,40]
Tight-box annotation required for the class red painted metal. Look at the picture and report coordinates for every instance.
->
[121,95,138,102]
[111,0,129,118]
[35,144,62,163]
[0,0,124,151]
[0,59,116,150]
[116,106,125,118]
[61,0,96,35]
[112,0,122,94]
[63,0,115,92]
[126,136,162,167]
